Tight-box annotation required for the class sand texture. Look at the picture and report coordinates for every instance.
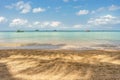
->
[0,50,120,80]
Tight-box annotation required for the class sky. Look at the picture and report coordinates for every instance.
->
[0,0,120,30]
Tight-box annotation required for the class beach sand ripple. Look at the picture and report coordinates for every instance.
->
[0,50,120,80]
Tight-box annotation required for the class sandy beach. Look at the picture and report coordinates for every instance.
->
[0,50,120,80]
[0,0,120,80]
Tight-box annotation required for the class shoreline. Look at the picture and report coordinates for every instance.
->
[0,49,120,80]
[0,42,119,51]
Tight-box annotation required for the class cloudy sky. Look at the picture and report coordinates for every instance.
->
[0,0,120,30]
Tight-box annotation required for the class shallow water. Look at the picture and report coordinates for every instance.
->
[0,31,120,50]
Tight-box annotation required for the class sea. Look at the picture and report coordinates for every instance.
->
[0,30,120,50]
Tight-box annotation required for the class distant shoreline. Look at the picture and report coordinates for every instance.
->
[0,43,119,51]
[0,30,120,32]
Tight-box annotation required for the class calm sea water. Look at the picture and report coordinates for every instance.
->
[0,31,120,50]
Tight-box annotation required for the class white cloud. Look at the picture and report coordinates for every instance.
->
[50,21,61,27]
[9,19,62,28]
[42,22,50,27]
[34,22,49,27]
[76,10,89,16]
[10,18,28,26]
[6,1,31,14]
[88,15,120,26]
[15,1,31,14]
[73,24,84,28]
[33,21,41,25]
[108,5,120,11]
[73,15,120,29]
[33,7,46,13]
[91,5,120,14]
[0,16,7,23]
[33,21,49,28]
[33,21,61,27]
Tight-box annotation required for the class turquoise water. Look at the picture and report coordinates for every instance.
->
[0,31,120,50]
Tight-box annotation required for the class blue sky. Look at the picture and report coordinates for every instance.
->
[0,0,120,30]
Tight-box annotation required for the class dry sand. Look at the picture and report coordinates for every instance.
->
[0,50,120,80]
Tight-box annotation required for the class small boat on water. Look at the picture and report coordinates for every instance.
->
[35,29,39,32]
[85,30,90,32]
[53,30,57,32]
[16,30,24,32]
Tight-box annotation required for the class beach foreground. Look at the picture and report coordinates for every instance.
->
[0,50,120,80]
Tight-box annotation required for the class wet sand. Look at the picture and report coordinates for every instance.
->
[0,50,120,80]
